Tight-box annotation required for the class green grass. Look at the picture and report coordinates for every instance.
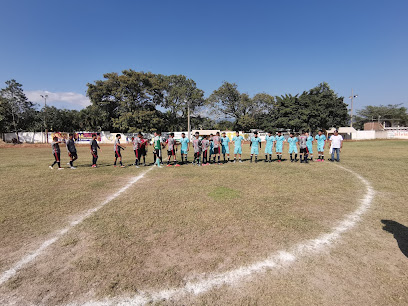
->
[0,140,407,305]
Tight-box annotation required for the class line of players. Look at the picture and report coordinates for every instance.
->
[49,130,330,169]
[129,129,329,168]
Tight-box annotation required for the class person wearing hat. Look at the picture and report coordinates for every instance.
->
[250,131,262,163]
[329,130,343,162]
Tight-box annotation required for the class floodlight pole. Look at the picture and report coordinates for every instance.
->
[41,94,48,143]
[187,100,191,140]
[349,89,358,128]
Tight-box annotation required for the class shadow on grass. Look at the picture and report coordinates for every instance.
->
[381,220,408,258]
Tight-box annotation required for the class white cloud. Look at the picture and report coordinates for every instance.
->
[25,90,91,110]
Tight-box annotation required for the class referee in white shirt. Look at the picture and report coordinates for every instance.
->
[329,130,343,162]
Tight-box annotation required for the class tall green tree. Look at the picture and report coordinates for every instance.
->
[86,70,165,132]
[162,74,205,131]
[0,79,37,133]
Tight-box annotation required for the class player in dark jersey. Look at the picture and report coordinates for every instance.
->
[212,132,221,164]
[132,135,141,167]
[138,132,148,166]
[49,136,64,170]
[114,134,126,167]
[90,134,101,168]
[66,133,78,169]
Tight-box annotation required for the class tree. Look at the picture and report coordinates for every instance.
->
[208,82,261,130]
[0,79,37,134]
[86,70,165,132]
[355,104,408,129]
[162,74,205,131]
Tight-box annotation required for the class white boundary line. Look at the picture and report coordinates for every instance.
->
[79,164,375,306]
[0,168,154,286]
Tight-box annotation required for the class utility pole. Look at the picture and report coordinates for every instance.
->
[349,89,358,128]
[186,99,191,140]
[41,94,48,143]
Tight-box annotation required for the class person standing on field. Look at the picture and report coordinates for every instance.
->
[212,132,221,164]
[315,130,327,161]
[221,132,231,163]
[49,136,64,170]
[201,135,210,165]
[305,132,314,161]
[114,134,125,168]
[138,133,148,166]
[287,132,299,162]
[192,132,202,166]
[232,131,244,163]
[250,131,262,163]
[132,135,141,167]
[264,132,275,163]
[66,133,78,169]
[329,130,343,162]
[90,133,101,168]
[179,132,189,164]
[165,133,179,167]
[298,131,309,163]
[275,131,285,162]
[153,131,163,167]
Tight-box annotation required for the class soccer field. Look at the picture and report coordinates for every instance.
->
[0,140,407,305]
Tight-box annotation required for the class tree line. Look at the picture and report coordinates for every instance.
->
[1,71,406,134]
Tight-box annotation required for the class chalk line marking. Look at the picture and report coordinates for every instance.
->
[78,164,375,306]
[0,167,154,286]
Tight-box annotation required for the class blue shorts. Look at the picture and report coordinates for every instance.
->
[251,146,259,155]
[317,144,324,152]
[181,149,188,155]
[275,145,283,153]
[289,147,297,154]
[222,146,229,154]
[265,146,273,154]
[307,145,313,154]
[234,146,242,154]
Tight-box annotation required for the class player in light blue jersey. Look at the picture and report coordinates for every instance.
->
[315,130,327,161]
[221,132,231,163]
[250,131,262,163]
[305,132,314,161]
[264,132,275,163]
[287,132,299,162]
[275,131,286,162]
[232,131,244,163]
[179,132,190,164]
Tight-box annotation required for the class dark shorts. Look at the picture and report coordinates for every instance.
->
[213,147,220,154]
[300,148,307,154]
[194,152,201,158]
[203,150,208,158]
[68,151,78,159]
[139,148,146,156]
[168,149,176,156]
[53,152,61,161]
[115,150,121,158]
[91,150,98,157]
[154,149,162,157]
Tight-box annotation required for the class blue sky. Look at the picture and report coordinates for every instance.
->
[0,0,407,111]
